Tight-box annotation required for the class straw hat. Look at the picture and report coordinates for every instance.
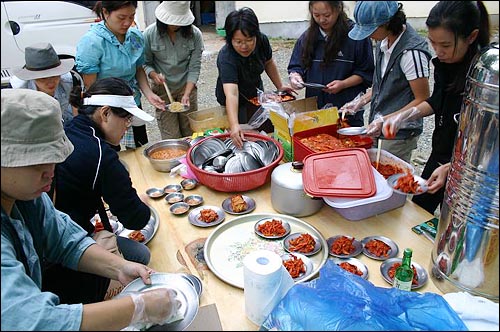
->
[13,43,74,80]
[155,1,194,26]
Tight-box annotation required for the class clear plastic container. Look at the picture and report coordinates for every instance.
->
[323,167,406,221]
[187,106,230,132]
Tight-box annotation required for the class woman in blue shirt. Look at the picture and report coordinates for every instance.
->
[76,1,164,149]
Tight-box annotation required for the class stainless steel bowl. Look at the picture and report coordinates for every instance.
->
[143,139,191,172]
[165,192,185,204]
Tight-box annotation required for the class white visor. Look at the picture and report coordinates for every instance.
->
[83,95,154,126]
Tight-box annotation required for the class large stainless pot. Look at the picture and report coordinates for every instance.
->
[429,42,499,301]
[271,161,323,217]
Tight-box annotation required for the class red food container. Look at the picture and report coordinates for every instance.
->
[292,124,373,162]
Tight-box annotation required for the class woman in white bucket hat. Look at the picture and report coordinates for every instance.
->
[143,1,204,139]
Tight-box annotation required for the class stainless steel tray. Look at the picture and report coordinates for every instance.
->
[118,273,199,331]
[116,206,160,244]
[204,213,328,289]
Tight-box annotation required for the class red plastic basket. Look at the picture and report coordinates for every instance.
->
[186,133,284,192]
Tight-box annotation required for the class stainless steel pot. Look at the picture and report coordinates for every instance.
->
[271,161,323,217]
[429,42,499,301]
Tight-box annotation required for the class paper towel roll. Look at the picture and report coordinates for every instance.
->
[243,250,294,325]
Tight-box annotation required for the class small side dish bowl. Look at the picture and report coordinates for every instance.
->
[170,202,190,215]
[165,192,184,204]
[181,178,198,190]
[145,187,166,199]
[163,184,183,194]
[184,194,204,207]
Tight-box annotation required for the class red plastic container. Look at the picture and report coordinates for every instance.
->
[302,149,376,198]
[186,133,284,192]
[293,124,373,162]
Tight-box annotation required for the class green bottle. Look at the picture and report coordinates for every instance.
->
[393,248,414,291]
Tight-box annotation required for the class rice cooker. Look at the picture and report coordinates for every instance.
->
[271,161,323,217]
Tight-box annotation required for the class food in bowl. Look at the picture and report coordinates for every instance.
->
[170,202,189,215]
[199,208,218,223]
[168,101,186,112]
[330,236,356,256]
[365,239,391,258]
[338,262,363,276]
[128,230,145,242]
[371,162,405,179]
[230,194,247,212]
[150,147,186,160]
[282,254,306,278]
[257,219,287,237]
[289,233,316,254]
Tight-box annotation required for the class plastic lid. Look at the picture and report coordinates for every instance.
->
[323,166,393,208]
[302,149,376,198]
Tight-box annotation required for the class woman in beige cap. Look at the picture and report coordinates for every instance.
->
[143,1,204,139]
[10,42,78,124]
[1,89,180,330]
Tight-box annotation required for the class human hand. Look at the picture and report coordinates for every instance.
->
[288,72,304,90]
[338,92,365,116]
[147,93,166,111]
[117,261,155,287]
[325,80,345,94]
[151,72,165,86]
[382,107,419,139]
[426,163,450,194]
[278,84,297,96]
[230,124,245,149]
[366,117,384,137]
[181,95,190,107]
[130,288,182,327]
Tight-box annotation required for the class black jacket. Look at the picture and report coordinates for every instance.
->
[55,115,150,234]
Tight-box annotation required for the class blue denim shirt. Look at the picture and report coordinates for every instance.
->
[1,193,95,330]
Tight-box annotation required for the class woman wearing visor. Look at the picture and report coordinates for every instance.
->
[53,78,154,279]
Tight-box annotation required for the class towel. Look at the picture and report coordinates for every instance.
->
[443,292,499,331]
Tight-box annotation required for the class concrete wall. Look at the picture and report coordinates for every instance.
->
[235,1,499,38]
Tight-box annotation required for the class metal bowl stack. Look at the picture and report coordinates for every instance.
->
[143,139,191,172]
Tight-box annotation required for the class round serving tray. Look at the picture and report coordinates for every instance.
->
[204,213,328,289]
[103,206,160,245]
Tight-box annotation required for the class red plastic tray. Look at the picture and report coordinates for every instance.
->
[302,148,376,198]
[293,124,373,162]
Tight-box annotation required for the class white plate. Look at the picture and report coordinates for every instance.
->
[380,257,429,289]
[221,195,256,215]
[387,173,428,195]
[361,235,399,260]
[281,253,314,282]
[330,257,369,279]
[117,273,199,330]
[283,232,322,256]
[326,235,363,258]
[254,218,291,239]
[188,205,225,227]
[337,127,367,136]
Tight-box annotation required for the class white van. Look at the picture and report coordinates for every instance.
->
[1,1,98,87]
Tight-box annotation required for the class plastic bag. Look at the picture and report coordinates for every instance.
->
[247,89,286,129]
[261,260,468,331]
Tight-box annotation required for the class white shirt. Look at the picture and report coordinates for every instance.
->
[380,26,430,81]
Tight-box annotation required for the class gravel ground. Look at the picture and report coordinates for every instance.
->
[142,27,498,177]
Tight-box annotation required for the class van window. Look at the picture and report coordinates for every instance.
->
[1,0,98,87]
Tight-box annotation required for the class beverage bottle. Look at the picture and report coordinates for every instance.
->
[393,248,414,291]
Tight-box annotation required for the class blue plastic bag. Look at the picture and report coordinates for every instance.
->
[261,260,468,331]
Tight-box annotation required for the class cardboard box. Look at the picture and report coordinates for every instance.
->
[269,97,339,161]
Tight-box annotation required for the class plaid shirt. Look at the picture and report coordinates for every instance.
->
[120,127,136,149]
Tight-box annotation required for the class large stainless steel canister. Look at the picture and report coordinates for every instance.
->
[430,42,499,301]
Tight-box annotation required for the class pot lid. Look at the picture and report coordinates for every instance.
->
[302,149,376,198]
[272,161,304,190]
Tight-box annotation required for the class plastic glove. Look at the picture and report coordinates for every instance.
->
[288,72,304,90]
[338,91,366,116]
[382,107,420,139]
[130,288,182,327]
[366,116,384,137]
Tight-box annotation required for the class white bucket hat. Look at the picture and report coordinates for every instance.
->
[13,43,74,81]
[155,1,194,26]
[83,95,154,126]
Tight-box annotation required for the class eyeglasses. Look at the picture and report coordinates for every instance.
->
[124,115,133,127]
[232,37,256,47]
